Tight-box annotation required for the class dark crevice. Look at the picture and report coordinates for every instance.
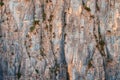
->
[93,18,106,57]
[0,1,5,79]
[0,64,3,80]
[49,41,58,80]
[42,5,46,22]
[85,47,95,69]
[0,0,4,7]
[0,0,3,38]
[58,1,69,79]
[96,0,100,11]
[93,18,108,79]
[103,58,108,80]
[105,46,113,63]
[93,17,113,80]
[16,63,21,80]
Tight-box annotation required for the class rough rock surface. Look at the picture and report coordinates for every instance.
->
[0,0,120,80]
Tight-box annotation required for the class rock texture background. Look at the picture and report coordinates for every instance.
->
[0,0,120,80]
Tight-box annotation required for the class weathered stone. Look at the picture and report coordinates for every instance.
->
[0,0,120,80]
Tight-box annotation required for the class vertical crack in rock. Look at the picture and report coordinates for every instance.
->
[93,16,114,80]
[93,18,108,80]
[85,47,95,70]
[0,1,6,79]
[0,0,120,80]
[58,0,69,80]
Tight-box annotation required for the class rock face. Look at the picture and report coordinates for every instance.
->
[0,0,120,80]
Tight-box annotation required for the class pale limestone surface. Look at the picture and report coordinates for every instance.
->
[0,0,120,80]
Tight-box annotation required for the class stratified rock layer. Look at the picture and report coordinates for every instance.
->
[0,0,120,80]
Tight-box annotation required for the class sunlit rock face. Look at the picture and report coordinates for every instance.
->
[0,0,120,80]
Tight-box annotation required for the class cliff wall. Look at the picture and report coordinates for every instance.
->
[0,0,120,80]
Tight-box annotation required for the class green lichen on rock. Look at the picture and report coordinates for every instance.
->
[49,64,59,75]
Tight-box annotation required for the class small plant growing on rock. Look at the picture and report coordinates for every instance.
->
[17,64,22,80]
[64,33,67,39]
[0,1,4,6]
[42,12,46,21]
[0,35,2,38]
[48,14,54,22]
[14,29,18,32]
[29,20,39,32]
[88,59,93,69]
[82,1,91,12]
[106,54,113,63]
[46,0,48,3]
[49,24,52,32]
[96,2,100,11]
[49,67,55,73]
[40,48,46,57]
[33,20,39,25]
[45,24,48,30]
[26,34,29,38]
[53,32,55,38]
[35,69,39,74]
[16,72,21,80]
[106,58,113,63]
[11,52,14,55]
[90,15,95,18]
[99,40,105,46]
[49,65,59,74]
[84,5,91,11]
[30,26,35,32]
